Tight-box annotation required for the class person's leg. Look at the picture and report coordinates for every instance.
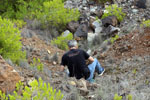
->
[86,59,97,82]
[94,58,105,75]
[87,58,105,82]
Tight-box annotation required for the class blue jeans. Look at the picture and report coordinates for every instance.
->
[86,58,104,82]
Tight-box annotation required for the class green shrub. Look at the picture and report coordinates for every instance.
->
[110,35,119,43]
[51,32,73,50]
[0,0,48,19]
[33,0,80,29]
[31,58,44,72]
[114,94,122,100]
[12,19,26,29]
[97,0,111,4]
[102,4,126,22]
[127,94,132,100]
[114,94,133,100]
[141,19,150,27]
[0,78,63,100]
[0,0,28,19]
[0,16,25,63]
[105,34,119,44]
[0,0,80,31]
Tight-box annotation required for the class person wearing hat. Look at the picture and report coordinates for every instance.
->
[60,40,105,83]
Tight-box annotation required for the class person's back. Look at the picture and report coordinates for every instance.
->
[61,49,90,79]
[60,40,105,83]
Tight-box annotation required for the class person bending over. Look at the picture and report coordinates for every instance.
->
[60,40,105,83]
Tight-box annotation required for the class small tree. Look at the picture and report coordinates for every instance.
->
[51,32,73,50]
[34,0,80,29]
[0,16,25,63]
[102,4,126,22]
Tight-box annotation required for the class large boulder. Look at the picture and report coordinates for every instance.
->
[102,15,118,27]
[74,23,88,39]
[102,25,120,38]
[146,0,150,8]
[67,21,79,33]
[136,0,147,9]
[0,56,21,93]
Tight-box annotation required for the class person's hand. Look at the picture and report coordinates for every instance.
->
[60,65,65,71]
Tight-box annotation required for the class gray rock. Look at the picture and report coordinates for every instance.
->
[146,0,150,8]
[44,54,51,61]
[43,67,51,78]
[19,60,31,69]
[136,0,146,9]
[92,19,102,29]
[132,9,139,13]
[5,59,14,67]
[67,21,79,33]
[102,15,118,27]
[110,25,120,33]
[90,6,97,14]
[87,32,97,42]
[74,23,88,38]
[21,28,36,38]
[87,49,92,55]
[95,27,102,33]
[102,25,120,38]
[51,52,59,63]
[26,51,31,59]
[63,30,71,37]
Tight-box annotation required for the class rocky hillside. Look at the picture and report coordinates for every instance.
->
[0,0,150,100]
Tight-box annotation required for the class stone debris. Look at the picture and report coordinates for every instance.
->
[0,56,21,93]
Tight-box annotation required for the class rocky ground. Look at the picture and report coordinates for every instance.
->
[0,0,150,100]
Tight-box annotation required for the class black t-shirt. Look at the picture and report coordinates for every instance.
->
[61,49,90,79]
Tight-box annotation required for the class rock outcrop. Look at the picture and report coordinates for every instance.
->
[0,56,21,93]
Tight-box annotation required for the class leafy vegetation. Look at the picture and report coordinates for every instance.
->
[127,94,132,100]
[141,19,150,27]
[33,0,80,29]
[114,94,122,100]
[110,35,119,43]
[0,78,63,100]
[12,19,26,29]
[0,0,48,19]
[114,94,133,100]
[0,0,80,30]
[31,58,44,72]
[51,32,73,50]
[97,0,112,4]
[105,34,119,44]
[0,16,25,63]
[102,4,126,22]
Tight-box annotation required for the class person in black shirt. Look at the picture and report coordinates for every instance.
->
[60,40,105,83]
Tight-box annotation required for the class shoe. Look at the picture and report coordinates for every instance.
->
[98,68,105,76]
[89,79,95,83]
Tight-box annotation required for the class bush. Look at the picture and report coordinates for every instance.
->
[12,19,26,29]
[114,94,132,100]
[0,0,28,19]
[0,78,63,100]
[51,32,73,50]
[114,94,122,100]
[0,0,51,19]
[31,57,44,72]
[141,19,150,27]
[0,16,25,63]
[102,4,126,22]
[97,0,112,4]
[33,0,80,30]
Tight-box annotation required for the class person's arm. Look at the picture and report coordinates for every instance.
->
[60,65,65,72]
[88,56,94,62]
[60,54,67,72]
